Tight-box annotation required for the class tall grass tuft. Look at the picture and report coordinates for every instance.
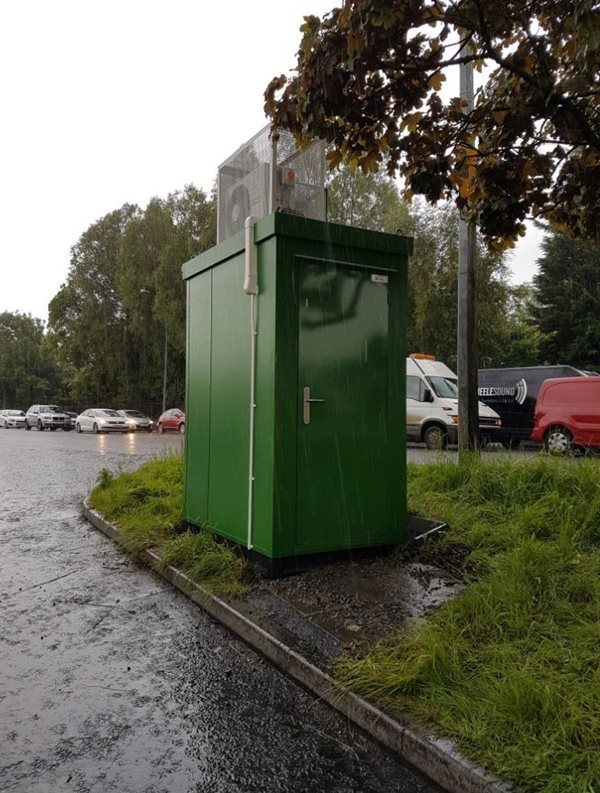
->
[88,453,246,598]
[89,454,184,553]
[335,455,600,793]
[157,532,248,598]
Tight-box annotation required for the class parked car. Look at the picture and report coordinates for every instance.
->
[60,409,78,430]
[531,377,600,453]
[407,355,501,450]
[25,404,70,431]
[50,407,77,431]
[478,365,596,447]
[157,408,185,434]
[75,409,128,434]
[116,409,154,432]
[0,409,27,428]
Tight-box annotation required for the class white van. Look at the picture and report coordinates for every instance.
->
[406,355,501,449]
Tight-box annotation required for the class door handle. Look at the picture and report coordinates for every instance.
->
[303,386,325,425]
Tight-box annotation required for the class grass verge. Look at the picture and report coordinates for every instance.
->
[88,454,247,598]
[335,454,600,793]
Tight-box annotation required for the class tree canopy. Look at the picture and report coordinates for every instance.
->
[327,166,411,232]
[48,185,216,409]
[265,0,600,250]
[532,231,600,370]
[49,204,140,405]
[0,312,62,409]
[405,199,526,366]
[326,165,536,366]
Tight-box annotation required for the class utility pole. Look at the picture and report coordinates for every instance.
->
[457,57,479,454]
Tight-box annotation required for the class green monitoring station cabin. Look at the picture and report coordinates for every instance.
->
[182,213,412,575]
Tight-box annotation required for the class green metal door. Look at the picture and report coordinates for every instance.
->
[297,258,391,551]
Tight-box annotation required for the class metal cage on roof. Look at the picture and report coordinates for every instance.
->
[217,125,326,243]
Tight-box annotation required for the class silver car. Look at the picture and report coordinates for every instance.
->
[116,409,154,432]
[25,404,70,431]
[75,409,128,434]
[0,409,27,428]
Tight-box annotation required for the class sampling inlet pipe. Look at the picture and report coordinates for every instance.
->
[244,215,258,550]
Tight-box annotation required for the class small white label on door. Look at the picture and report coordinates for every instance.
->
[371,273,388,284]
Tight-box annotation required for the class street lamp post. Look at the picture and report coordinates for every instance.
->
[139,289,168,415]
[0,337,4,410]
[0,324,17,409]
[162,328,168,415]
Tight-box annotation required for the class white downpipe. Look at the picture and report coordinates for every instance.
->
[244,216,258,550]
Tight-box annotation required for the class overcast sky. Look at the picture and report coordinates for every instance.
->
[0,0,544,322]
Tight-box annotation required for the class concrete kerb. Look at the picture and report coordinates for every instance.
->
[82,501,511,793]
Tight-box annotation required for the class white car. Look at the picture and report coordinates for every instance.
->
[75,408,128,434]
[0,409,27,428]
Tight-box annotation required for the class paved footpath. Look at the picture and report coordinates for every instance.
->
[0,429,439,793]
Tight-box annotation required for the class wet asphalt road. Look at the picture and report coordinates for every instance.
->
[0,428,440,793]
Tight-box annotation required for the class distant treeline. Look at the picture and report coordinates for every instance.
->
[0,170,597,411]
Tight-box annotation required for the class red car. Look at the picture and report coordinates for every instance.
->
[157,408,185,434]
[531,376,600,453]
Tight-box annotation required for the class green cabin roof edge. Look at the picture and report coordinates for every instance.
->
[182,213,413,281]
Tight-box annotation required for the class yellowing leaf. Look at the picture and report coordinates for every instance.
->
[347,32,364,57]
[427,72,445,91]
[454,144,477,198]
[326,148,343,169]
[520,160,534,179]
[521,55,535,75]
[360,150,381,173]
[403,112,423,132]
[347,153,359,169]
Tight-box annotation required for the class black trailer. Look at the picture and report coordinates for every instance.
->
[478,366,593,446]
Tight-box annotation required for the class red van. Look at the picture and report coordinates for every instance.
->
[531,376,600,453]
